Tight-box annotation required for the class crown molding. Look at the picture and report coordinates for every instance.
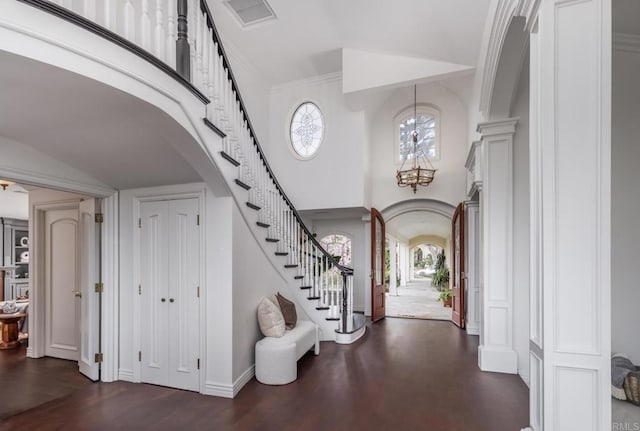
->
[613,33,640,53]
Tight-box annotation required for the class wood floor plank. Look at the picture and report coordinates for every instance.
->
[0,319,528,431]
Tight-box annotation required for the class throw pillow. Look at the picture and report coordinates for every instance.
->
[276,292,297,329]
[257,298,285,337]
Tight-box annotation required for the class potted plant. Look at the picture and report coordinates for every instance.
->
[439,288,453,307]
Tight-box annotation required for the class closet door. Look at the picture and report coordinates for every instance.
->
[139,198,200,391]
[140,201,170,387]
[167,198,200,391]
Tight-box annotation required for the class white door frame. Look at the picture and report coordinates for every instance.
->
[0,167,119,382]
[130,184,206,393]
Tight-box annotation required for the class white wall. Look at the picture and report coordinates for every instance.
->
[311,217,368,313]
[510,58,530,384]
[231,203,288,381]
[0,189,28,219]
[266,74,368,210]
[612,48,640,364]
[369,83,468,211]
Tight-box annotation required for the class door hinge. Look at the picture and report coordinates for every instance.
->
[197,214,200,226]
[94,353,103,363]
[95,283,104,293]
[138,218,142,228]
[197,286,200,298]
[138,284,142,295]
[138,351,142,362]
[197,358,200,370]
[95,213,104,223]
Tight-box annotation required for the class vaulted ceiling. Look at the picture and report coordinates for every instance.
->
[209,0,492,85]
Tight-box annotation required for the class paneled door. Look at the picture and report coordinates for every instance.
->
[451,203,465,328]
[44,207,80,361]
[371,208,386,322]
[78,198,101,381]
[140,198,200,392]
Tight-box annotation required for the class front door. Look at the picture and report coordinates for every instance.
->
[371,208,386,322]
[451,203,465,328]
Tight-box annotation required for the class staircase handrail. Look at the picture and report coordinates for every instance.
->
[198,0,353,275]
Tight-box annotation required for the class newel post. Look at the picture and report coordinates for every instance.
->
[176,0,190,81]
[341,272,348,332]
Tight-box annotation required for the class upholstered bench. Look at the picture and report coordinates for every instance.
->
[255,320,319,385]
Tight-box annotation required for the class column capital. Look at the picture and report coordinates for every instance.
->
[477,117,519,138]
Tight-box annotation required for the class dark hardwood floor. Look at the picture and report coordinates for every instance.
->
[0,319,529,431]
[0,344,93,421]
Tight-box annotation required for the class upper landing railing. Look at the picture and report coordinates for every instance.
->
[19,0,357,332]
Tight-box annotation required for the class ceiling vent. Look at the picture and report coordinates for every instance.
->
[224,0,276,27]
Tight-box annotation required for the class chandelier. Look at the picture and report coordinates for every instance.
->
[396,85,436,193]
[0,179,15,191]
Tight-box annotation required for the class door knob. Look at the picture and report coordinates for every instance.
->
[74,291,82,298]
[169,298,175,303]
[161,298,166,302]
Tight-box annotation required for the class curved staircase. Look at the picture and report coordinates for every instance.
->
[23,0,366,342]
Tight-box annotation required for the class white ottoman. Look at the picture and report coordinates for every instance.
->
[255,320,319,385]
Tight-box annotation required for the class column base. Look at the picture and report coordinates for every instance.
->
[478,345,518,374]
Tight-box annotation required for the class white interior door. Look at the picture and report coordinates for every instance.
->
[78,198,100,380]
[139,198,200,391]
[140,200,170,387]
[44,207,80,361]
[168,198,200,391]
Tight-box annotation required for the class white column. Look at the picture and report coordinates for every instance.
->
[409,247,415,281]
[389,239,398,296]
[465,200,480,336]
[528,1,611,429]
[477,118,518,374]
[399,244,408,287]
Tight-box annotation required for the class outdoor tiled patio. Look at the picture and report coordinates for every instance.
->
[385,279,453,320]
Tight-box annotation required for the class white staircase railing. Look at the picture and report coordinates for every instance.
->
[22,0,365,340]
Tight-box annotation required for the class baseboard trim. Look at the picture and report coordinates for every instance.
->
[466,325,480,336]
[233,365,255,396]
[478,345,518,374]
[118,369,134,382]
[519,373,530,388]
[202,365,256,398]
[203,381,234,399]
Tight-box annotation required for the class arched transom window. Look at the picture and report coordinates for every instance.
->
[395,105,440,162]
[319,234,352,266]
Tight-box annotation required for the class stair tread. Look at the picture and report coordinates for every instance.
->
[326,317,340,321]
[266,238,280,243]
[235,179,251,190]
[256,222,270,228]
[294,275,304,280]
[300,286,312,290]
[316,306,330,310]
[284,264,298,268]
[307,296,320,300]
[203,118,226,138]
[275,252,289,256]
[246,202,261,211]
[219,151,239,166]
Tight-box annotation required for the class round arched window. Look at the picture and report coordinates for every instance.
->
[289,102,324,159]
[319,234,352,266]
